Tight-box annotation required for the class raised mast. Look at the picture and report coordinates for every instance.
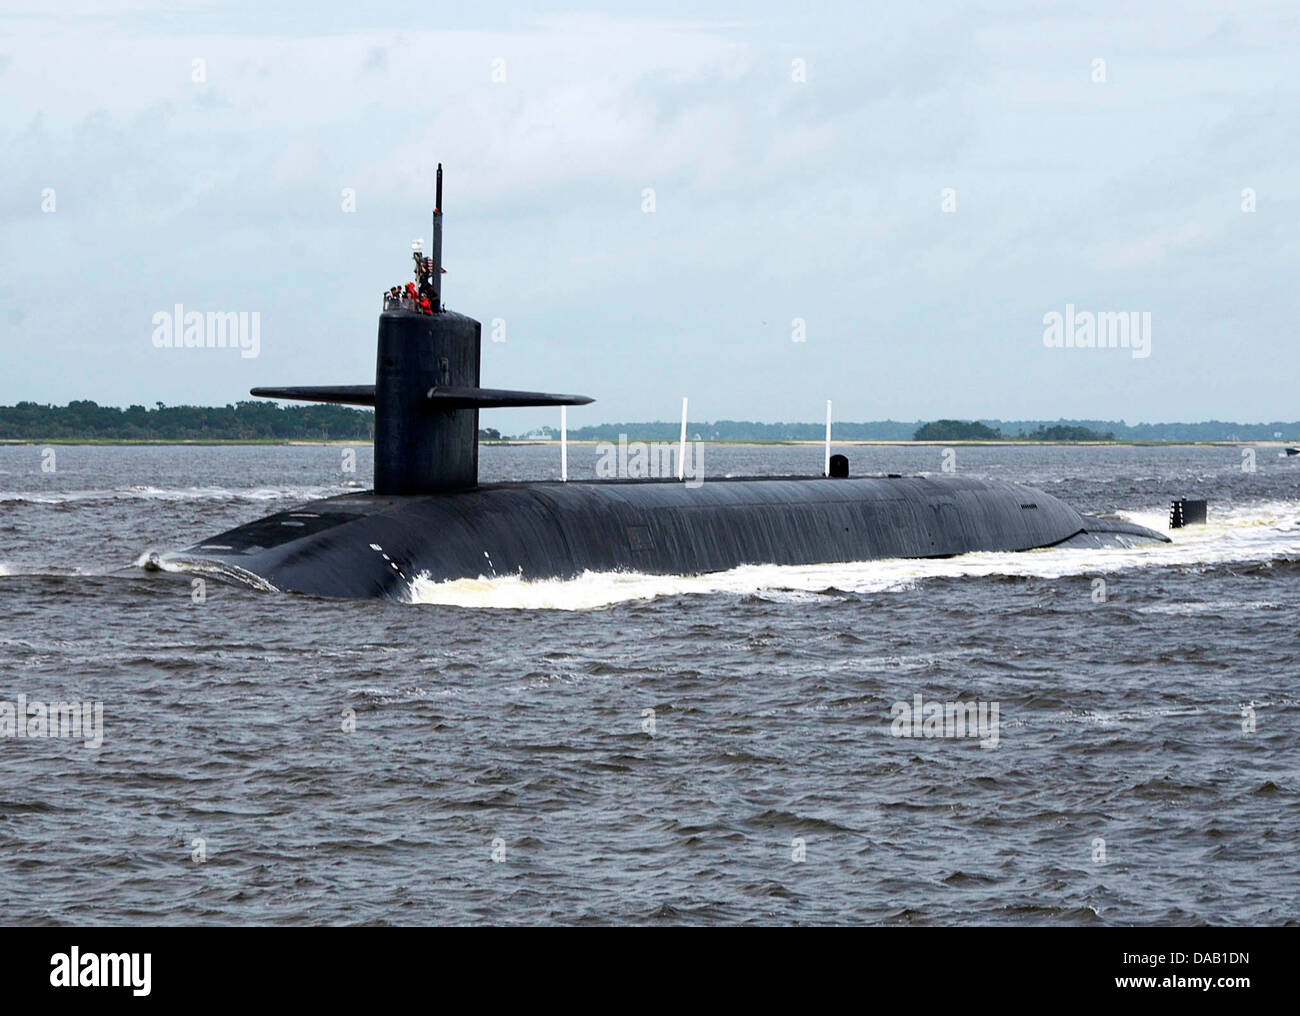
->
[431,163,443,311]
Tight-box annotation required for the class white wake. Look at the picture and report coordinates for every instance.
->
[404,500,1300,610]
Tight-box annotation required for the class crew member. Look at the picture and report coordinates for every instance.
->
[417,257,437,308]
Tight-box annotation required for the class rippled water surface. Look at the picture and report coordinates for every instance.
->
[1,442,1297,925]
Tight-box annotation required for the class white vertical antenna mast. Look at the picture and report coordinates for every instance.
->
[678,397,688,480]
[824,400,832,476]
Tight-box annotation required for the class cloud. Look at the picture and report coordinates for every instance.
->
[0,2,1298,425]
[1087,222,1208,269]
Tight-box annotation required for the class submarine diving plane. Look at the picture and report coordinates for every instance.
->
[159,167,1169,598]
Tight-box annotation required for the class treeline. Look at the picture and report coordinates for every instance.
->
[1022,424,1116,441]
[913,420,1004,441]
[2,404,1296,443]
[526,419,920,441]
[0,401,375,441]
[912,421,1116,441]
[535,418,1299,442]
[1002,419,1296,442]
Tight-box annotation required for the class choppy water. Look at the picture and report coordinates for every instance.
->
[1,442,1297,925]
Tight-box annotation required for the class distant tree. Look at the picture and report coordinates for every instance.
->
[913,420,1003,441]
[1022,424,1114,441]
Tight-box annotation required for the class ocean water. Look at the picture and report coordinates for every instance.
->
[0,442,1297,925]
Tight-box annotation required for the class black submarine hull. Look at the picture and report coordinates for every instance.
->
[173,176,1169,600]
[166,474,1168,599]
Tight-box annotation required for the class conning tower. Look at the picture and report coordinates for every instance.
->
[250,165,592,494]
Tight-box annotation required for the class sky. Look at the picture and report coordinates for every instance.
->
[1,0,1297,433]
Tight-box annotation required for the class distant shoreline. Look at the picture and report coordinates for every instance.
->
[5,404,1296,444]
[3,438,1296,448]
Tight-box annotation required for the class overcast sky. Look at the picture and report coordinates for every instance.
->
[2,0,1297,431]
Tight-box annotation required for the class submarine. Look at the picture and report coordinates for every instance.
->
[162,167,1169,599]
